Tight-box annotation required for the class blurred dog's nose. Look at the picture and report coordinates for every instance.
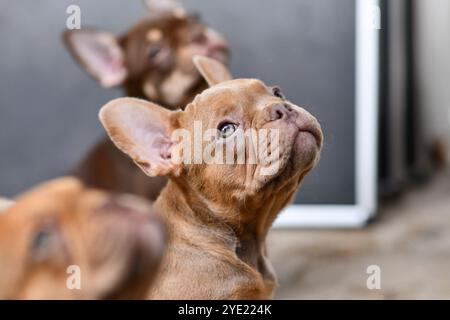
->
[268,103,293,122]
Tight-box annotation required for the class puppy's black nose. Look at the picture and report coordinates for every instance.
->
[268,103,292,121]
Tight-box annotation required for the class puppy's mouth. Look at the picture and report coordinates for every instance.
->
[295,122,323,150]
[204,43,230,65]
[272,120,322,181]
[206,48,229,64]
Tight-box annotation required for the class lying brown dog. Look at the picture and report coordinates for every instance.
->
[99,56,323,299]
[0,178,166,299]
[64,0,230,200]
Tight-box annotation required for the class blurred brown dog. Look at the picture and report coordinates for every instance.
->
[64,0,230,200]
[100,56,323,299]
[0,178,166,299]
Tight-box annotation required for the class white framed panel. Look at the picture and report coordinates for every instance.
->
[274,0,380,228]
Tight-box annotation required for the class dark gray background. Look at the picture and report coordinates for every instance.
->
[0,0,355,204]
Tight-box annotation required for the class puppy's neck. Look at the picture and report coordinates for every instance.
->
[156,177,297,272]
[156,179,239,248]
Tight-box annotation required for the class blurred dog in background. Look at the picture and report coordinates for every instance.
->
[64,0,230,200]
[0,178,166,299]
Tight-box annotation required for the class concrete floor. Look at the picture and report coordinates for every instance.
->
[268,171,450,299]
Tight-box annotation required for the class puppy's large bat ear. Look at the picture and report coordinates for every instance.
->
[63,29,128,88]
[99,98,179,177]
[193,55,232,87]
[143,0,186,15]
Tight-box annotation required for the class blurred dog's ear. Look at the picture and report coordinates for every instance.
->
[143,0,186,15]
[64,29,128,88]
[193,55,232,87]
[99,98,180,177]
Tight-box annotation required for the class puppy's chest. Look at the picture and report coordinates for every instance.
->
[241,254,277,298]
[235,240,277,292]
[222,255,277,299]
[152,244,276,299]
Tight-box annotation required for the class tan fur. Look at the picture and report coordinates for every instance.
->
[100,57,323,299]
[0,178,166,299]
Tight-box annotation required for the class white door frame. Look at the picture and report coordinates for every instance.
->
[274,0,381,228]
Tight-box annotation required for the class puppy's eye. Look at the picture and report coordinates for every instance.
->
[30,223,67,263]
[272,87,285,99]
[32,229,52,251]
[218,122,237,138]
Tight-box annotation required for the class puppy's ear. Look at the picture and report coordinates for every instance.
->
[99,98,179,177]
[63,29,128,88]
[193,55,232,87]
[143,0,186,15]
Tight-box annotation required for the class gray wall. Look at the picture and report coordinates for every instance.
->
[0,0,356,204]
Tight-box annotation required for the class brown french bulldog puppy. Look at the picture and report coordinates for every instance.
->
[99,56,323,299]
[0,178,166,299]
[64,0,230,200]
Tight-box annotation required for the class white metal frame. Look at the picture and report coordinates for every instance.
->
[274,0,380,228]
